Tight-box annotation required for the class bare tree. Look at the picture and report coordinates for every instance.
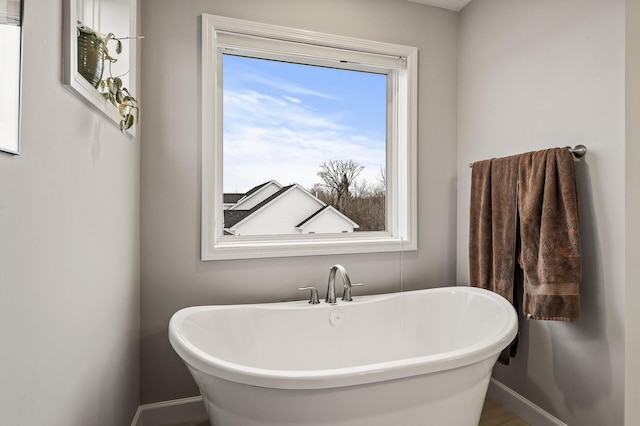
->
[376,167,386,191]
[317,159,364,212]
[310,183,331,205]
[313,161,386,231]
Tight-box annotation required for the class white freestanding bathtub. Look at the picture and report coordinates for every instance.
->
[169,286,518,426]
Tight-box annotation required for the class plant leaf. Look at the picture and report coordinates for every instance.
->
[120,114,135,131]
[107,78,117,95]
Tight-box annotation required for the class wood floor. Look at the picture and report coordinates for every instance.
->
[170,396,527,426]
[479,396,529,426]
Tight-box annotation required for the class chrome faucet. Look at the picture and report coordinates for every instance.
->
[325,264,363,303]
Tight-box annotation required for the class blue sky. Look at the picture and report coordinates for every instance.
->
[222,54,387,193]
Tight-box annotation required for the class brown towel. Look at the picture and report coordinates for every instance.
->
[469,155,520,364]
[518,148,581,321]
[469,147,581,363]
[469,155,520,302]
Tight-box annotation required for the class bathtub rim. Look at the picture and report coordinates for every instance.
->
[168,286,518,390]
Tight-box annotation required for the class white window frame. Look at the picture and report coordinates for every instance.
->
[201,14,418,260]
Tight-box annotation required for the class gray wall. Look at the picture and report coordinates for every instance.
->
[140,0,458,404]
[2,1,635,423]
[626,0,640,422]
[457,0,625,424]
[0,1,140,425]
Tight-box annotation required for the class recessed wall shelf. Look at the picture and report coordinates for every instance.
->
[62,0,139,137]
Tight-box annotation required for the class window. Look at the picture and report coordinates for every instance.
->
[202,14,417,260]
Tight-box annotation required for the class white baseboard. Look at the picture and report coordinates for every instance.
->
[132,380,563,426]
[131,395,208,426]
[488,378,567,426]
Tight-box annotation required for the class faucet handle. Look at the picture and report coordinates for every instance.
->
[342,282,364,302]
[298,286,320,304]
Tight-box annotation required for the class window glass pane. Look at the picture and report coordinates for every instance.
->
[222,54,387,236]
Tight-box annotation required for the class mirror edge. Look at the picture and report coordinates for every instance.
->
[0,0,23,155]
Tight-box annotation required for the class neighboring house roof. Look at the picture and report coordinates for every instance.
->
[229,180,284,211]
[224,184,294,228]
[223,180,359,235]
[223,193,245,204]
[295,205,359,229]
[296,205,330,227]
[243,181,271,199]
[223,209,253,228]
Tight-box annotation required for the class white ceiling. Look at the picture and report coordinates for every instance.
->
[407,0,473,12]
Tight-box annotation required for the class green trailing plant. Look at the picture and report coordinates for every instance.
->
[99,76,140,133]
[77,21,141,133]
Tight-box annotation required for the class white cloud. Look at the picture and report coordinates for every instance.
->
[242,73,338,100]
[224,89,346,131]
[223,89,385,193]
